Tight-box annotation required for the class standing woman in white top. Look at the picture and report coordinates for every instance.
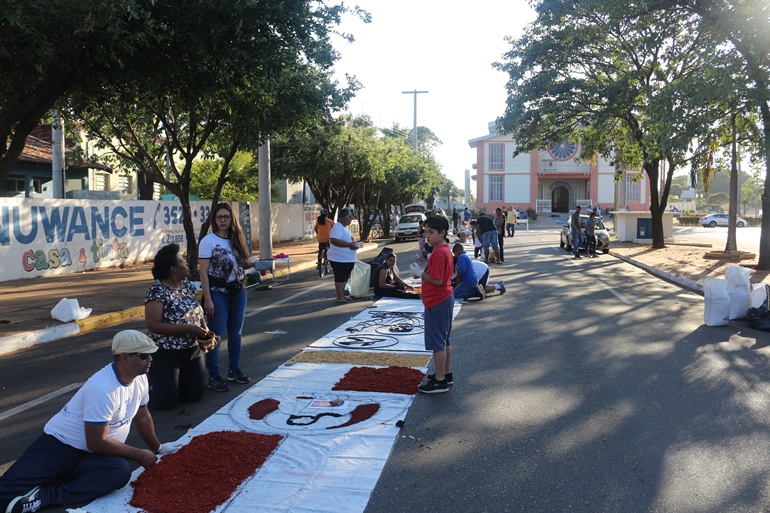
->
[327,207,360,303]
[198,203,254,393]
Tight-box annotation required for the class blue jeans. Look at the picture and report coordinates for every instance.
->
[453,281,478,299]
[482,231,499,250]
[0,434,131,510]
[571,229,583,257]
[205,289,247,377]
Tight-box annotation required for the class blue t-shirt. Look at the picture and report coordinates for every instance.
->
[456,252,478,286]
[585,218,595,236]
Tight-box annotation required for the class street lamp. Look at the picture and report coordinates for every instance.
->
[402,90,428,151]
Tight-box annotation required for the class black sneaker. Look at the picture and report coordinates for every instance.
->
[418,379,449,394]
[7,486,42,513]
[427,372,453,385]
[208,375,231,392]
[227,368,250,384]
[498,281,506,295]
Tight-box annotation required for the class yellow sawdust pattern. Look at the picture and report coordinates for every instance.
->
[291,350,431,368]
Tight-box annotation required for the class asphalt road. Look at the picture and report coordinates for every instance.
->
[2,232,769,512]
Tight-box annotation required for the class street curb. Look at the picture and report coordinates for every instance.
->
[609,250,704,295]
[0,241,390,356]
[76,306,146,333]
[0,324,81,357]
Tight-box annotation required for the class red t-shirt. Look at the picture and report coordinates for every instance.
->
[421,244,454,309]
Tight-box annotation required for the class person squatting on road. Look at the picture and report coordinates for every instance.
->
[0,331,165,513]
[451,242,479,300]
[327,207,360,304]
[451,243,506,300]
[374,253,419,300]
[475,212,501,264]
[417,216,455,394]
[145,243,215,410]
[471,258,507,297]
[199,202,254,393]
[571,205,583,259]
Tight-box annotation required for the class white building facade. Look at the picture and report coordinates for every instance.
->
[469,122,648,214]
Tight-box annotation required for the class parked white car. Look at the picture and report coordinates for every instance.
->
[698,213,747,228]
[393,213,426,242]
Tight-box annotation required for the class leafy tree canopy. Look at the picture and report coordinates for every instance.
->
[495,0,739,247]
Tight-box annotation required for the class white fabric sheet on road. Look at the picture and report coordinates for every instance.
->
[308,297,461,353]
[85,362,425,513]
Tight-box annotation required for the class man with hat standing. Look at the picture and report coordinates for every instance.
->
[0,330,164,513]
[328,207,360,303]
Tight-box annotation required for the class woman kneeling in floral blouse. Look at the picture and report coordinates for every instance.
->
[145,243,217,410]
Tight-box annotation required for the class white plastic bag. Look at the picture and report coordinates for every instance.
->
[704,277,731,327]
[751,283,768,309]
[51,298,93,323]
[348,260,371,298]
[725,265,751,320]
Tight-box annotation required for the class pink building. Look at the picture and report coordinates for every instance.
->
[468,122,649,214]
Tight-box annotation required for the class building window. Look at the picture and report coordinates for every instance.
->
[626,173,641,203]
[490,144,504,171]
[6,178,42,194]
[490,175,503,201]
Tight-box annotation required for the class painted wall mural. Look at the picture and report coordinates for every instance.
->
[0,198,212,281]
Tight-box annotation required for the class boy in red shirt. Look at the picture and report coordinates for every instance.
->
[418,216,455,394]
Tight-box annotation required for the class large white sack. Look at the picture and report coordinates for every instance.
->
[704,277,730,327]
[726,265,752,320]
[348,259,371,298]
[751,283,769,308]
[51,298,93,323]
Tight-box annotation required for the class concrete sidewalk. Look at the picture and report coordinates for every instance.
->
[0,239,384,357]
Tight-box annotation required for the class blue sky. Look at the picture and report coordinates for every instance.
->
[332,1,537,191]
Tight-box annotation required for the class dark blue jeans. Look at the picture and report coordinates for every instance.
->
[205,288,247,378]
[0,434,131,510]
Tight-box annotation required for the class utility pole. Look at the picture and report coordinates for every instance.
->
[402,89,428,151]
[258,137,273,260]
[52,110,65,199]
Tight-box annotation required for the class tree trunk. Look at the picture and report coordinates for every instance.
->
[759,101,770,270]
[137,172,155,200]
[644,159,666,249]
[725,111,738,252]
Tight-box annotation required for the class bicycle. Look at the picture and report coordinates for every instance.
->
[317,243,331,278]
[370,223,383,240]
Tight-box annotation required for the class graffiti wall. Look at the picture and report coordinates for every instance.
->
[0,198,213,281]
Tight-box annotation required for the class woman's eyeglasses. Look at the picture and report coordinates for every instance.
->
[216,215,232,221]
